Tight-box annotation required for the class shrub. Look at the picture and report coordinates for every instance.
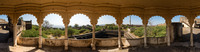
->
[68,28,80,36]
[147,26,166,37]
[42,34,48,38]
[129,26,166,37]
[132,27,144,37]
[52,29,65,37]
[21,29,39,37]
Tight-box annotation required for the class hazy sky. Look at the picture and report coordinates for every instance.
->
[1,14,200,27]
[69,14,91,26]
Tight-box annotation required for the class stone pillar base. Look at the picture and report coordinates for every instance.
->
[91,43,96,50]
[38,44,42,48]
[64,40,68,50]
[118,47,122,50]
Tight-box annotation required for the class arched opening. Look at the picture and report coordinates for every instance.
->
[171,15,190,42]
[96,15,119,38]
[147,16,166,37]
[68,14,92,39]
[193,15,200,42]
[0,15,8,30]
[0,14,11,43]
[19,14,39,38]
[42,13,65,39]
[122,15,143,38]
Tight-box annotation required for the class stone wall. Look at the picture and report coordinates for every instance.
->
[122,38,144,47]
[68,39,92,47]
[17,37,38,46]
[42,39,65,46]
[17,37,166,47]
[96,38,118,47]
[147,37,167,44]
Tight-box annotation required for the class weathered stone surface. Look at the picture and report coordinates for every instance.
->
[96,38,118,47]
[147,37,167,45]
[17,37,166,47]
[17,37,38,46]
[68,39,92,47]
[157,37,167,44]
[122,38,144,47]
[43,39,64,46]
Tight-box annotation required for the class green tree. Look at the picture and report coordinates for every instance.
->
[74,24,79,28]
[42,20,52,30]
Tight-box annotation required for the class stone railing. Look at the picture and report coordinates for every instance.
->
[147,37,167,44]
[96,38,118,47]
[17,37,167,47]
[122,38,144,47]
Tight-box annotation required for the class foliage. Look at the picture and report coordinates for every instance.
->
[74,24,79,28]
[68,27,80,36]
[95,26,103,31]
[21,28,39,37]
[79,29,90,34]
[130,27,144,37]
[42,28,65,38]
[129,25,166,37]
[104,24,118,30]
[147,26,166,37]
[32,25,39,30]
[42,20,52,30]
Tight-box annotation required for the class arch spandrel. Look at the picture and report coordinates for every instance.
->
[88,13,98,26]
[9,13,21,24]
[187,15,196,26]
[116,19,123,25]
[162,15,173,24]
[36,12,46,25]
[142,15,151,25]
[62,14,71,26]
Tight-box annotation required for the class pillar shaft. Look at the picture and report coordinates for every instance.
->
[190,26,193,47]
[65,26,68,50]
[144,24,147,47]
[13,23,17,46]
[38,25,42,48]
[118,25,122,49]
[167,24,171,46]
[91,25,96,50]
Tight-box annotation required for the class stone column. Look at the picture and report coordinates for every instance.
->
[143,17,148,47]
[144,24,147,47]
[166,21,171,46]
[118,24,122,49]
[91,24,96,50]
[13,22,17,47]
[190,26,193,47]
[38,24,42,48]
[37,13,43,48]
[64,24,68,50]
[188,17,194,47]
[63,16,70,50]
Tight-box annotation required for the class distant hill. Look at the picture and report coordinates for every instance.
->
[157,23,166,26]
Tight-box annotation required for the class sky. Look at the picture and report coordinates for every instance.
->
[69,14,91,26]
[123,15,142,25]
[1,14,200,28]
